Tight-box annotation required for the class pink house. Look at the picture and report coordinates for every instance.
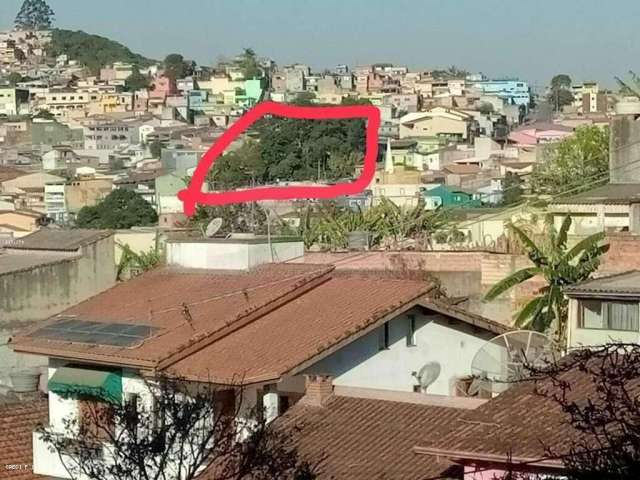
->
[150,75,177,99]
[508,121,574,146]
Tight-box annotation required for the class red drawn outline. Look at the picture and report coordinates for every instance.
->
[178,101,380,215]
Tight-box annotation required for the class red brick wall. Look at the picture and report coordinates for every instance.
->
[600,233,640,275]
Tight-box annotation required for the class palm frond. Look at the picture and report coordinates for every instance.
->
[484,267,541,301]
[514,296,546,328]
[564,231,606,262]
[507,223,546,263]
[555,215,572,249]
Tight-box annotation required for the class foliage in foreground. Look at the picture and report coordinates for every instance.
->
[38,376,316,480]
[484,216,608,339]
[528,344,640,479]
[529,126,609,196]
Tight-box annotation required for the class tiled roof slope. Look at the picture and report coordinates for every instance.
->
[564,270,640,296]
[167,273,434,382]
[13,264,336,371]
[276,395,465,479]
[0,398,48,480]
[424,362,597,466]
[13,263,503,384]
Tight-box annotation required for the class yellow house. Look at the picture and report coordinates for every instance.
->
[399,107,472,141]
[0,210,43,238]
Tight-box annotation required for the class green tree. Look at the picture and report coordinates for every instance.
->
[529,125,609,196]
[255,116,365,183]
[47,29,155,74]
[76,189,158,229]
[502,172,523,205]
[14,0,54,30]
[293,91,316,105]
[479,102,494,115]
[34,109,55,120]
[207,141,266,190]
[550,74,572,90]
[314,198,450,250]
[484,216,609,341]
[116,242,162,280]
[163,53,194,80]
[548,74,574,111]
[148,140,163,159]
[124,67,150,92]
[6,72,24,86]
[340,97,372,106]
[238,48,262,80]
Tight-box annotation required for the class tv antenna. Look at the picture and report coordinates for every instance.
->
[204,217,223,238]
[412,361,441,393]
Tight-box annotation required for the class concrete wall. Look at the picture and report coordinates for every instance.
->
[167,238,304,271]
[0,237,117,382]
[610,113,640,183]
[114,229,162,264]
[305,308,494,396]
[1,237,116,322]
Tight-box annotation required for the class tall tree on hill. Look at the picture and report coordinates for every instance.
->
[124,66,150,92]
[548,74,574,111]
[14,0,55,30]
[163,53,195,80]
[238,48,262,80]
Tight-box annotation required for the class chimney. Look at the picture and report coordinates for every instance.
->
[300,375,334,407]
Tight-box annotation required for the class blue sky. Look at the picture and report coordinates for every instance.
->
[2,0,639,88]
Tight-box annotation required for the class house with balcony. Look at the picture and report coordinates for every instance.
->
[10,236,507,479]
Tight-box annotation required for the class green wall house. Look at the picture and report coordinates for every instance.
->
[423,184,481,209]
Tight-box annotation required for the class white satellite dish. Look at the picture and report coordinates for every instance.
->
[412,361,441,393]
[205,218,223,238]
[470,330,559,397]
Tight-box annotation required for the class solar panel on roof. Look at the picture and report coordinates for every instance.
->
[30,319,158,347]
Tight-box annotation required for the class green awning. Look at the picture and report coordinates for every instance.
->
[49,367,122,404]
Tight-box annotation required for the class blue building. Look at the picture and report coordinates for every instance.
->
[471,78,531,107]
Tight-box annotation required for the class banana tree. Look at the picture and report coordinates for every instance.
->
[484,216,609,341]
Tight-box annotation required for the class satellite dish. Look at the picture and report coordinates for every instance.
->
[470,330,559,397]
[412,361,441,393]
[205,218,223,238]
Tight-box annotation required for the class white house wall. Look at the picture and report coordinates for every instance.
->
[304,309,495,396]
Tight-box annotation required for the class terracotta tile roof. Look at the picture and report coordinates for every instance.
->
[167,273,434,382]
[13,264,334,373]
[443,164,481,175]
[0,398,48,480]
[275,394,465,479]
[12,263,504,384]
[418,362,598,469]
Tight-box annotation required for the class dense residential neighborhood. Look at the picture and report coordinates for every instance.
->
[2,0,640,479]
